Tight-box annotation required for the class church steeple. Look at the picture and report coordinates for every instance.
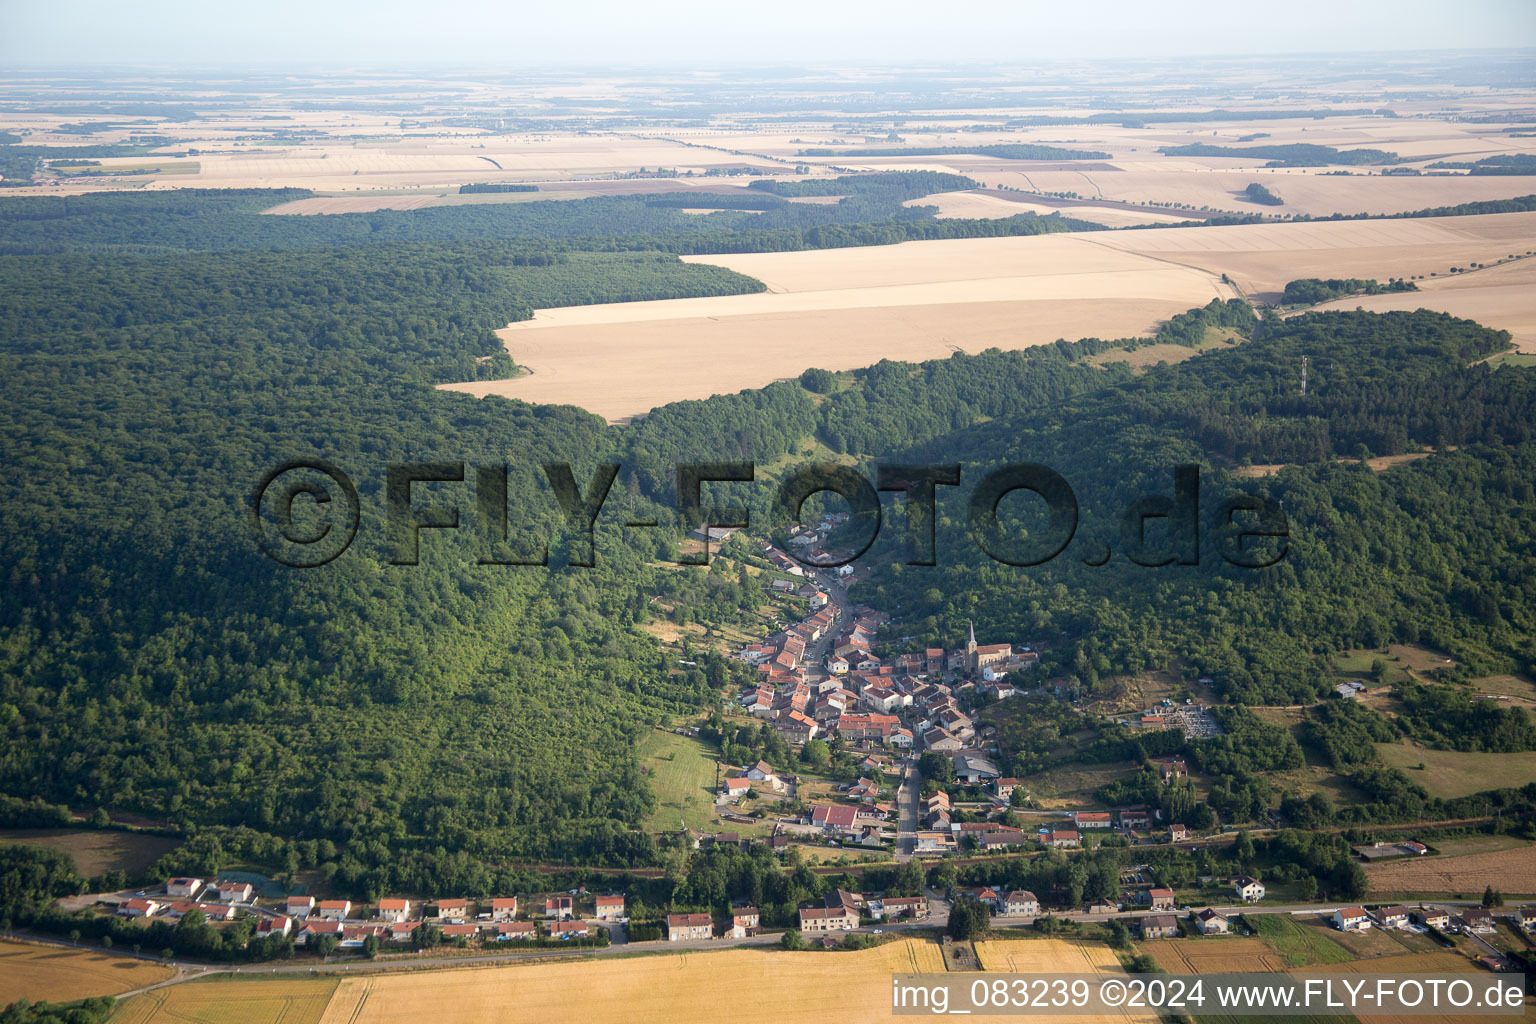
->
[966,620,977,674]
[967,620,976,649]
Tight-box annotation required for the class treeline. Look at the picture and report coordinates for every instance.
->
[1003,108,1387,129]
[1282,277,1418,304]
[794,144,1110,160]
[1159,143,1399,166]
[1425,154,1536,174]
[459,183,538,193]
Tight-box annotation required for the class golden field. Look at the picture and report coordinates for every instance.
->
[1141,936,1289,974]
[112,977,339,1024]
[1365,842,1536,896]
[0,939,174,1003]
[440,212,1536,421]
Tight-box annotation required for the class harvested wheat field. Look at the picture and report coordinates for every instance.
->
[1310,256,1536,352]
[970,939,1159,1024]
[112,978,338,1024]
[309,940,955,1024]
[1091,211,1536,303]
[441,233,1234,420]
[1140,936,1289,974]
[0,939,174,1004]
[1365,842,1536,896]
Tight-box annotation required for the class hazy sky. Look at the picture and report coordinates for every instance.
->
[2,0,1533,66]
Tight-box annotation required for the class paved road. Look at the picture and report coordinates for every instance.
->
[896,761,920,860]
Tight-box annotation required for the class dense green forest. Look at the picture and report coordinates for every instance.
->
[1282,277,1418,304]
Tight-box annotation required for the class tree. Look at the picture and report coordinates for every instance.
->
[315,934,339,958]
[801,739,830,770]
[948,894,990,940]
[780,928,804,950]
[362,934,380,958]
[1298,876,1318,901]
[918,752,956,785]
[1483,885,1504,908]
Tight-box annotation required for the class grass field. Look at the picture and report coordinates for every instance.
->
[0,828,179,877]
[113,976,340,1024]
[0,939,175,1004]
[1365,842,1536,896]
[1297,952,1507,1024]
[1244,915,1354,967]
[1376,743,1536,798]
[636,728,720,834]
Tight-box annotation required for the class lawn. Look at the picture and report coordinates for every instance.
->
[1375,742,1536,799]
[1244,914,1353,967]
[637,728,722,834]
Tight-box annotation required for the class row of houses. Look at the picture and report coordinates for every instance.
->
[1332,904,1528,934]
[665,907,760,940]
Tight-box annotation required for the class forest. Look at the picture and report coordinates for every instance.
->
[1158,142,1400,166]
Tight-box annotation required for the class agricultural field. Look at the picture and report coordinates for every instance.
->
[1376,743,1536,799]
[1365,842,1536,897]
[1311,256,1536,352]
[0,828,179,878]
[305,940,951,1024]
[1244,914,1354,967]
[0,939,175,1004]
[971,938,1159,1024]
[636,728,722,834]
[1297,952,1517,1024]
[1142,935,1289,974]
[442,212,1536,421]
[113,976,340,1024]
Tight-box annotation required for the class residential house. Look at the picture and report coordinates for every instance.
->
[914,831,954,854]
[1460,908,1495,934]
[170,901,234,922]
[376,898,412,922]
[1402,841,1429,855]
[286,896,316,918]
[969,887,1001,909]
[1141,915,1179,939]
[718,777,752,804]
[389,920,422,943]
[1046,829,1080,849]
[1332,907,1372,932]
[544,896,574,920]
[879,896,929,920]
[978,831,1030,852]
[1194,908,1230,935]
[440,923,479,940]
[1161,759,1187,783]
[1378,906,1411,929]
[728,907,760,938]
[1119,807,1153,830]
[994,778,1020,801]
[489,897,519,921]
[798,906,858,933]
[165,878,203,898]
[210,882,254,903]
[549,920,590,939]
[922,728,963,752]
[595,895,627,922]
[1074,812,1112,829]
[1085,897,1118,915]
[495,921,536,940]
[316,899,352,921]
[771,711,818,744]
[117,898,161,918]
[1003,891,1040,917]
[1232,875,1265,902]
[667,913,714,941]
[923,791,951,814]
[436,899,469,923]
[1518,907,1536,932]
[1416,907,1451,930]
[300,919,344,945]
[257,915,292,937]
[1144,888,1176,911]
[811,804,861,836]
[890,727,915,749]
[1169,824,1190,842]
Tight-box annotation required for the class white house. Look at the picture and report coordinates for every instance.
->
[1332,907,1371,932]
[1232,875,1265,902]
[1003,891,1040,916]
[211,882,254,903]
[376,898,412,922]
[165,878,203,898]
[316,899,352,921]
[117,897,160,918]
[286,895,316,918]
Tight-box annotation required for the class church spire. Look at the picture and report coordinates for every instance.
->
[968,620,976,648]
